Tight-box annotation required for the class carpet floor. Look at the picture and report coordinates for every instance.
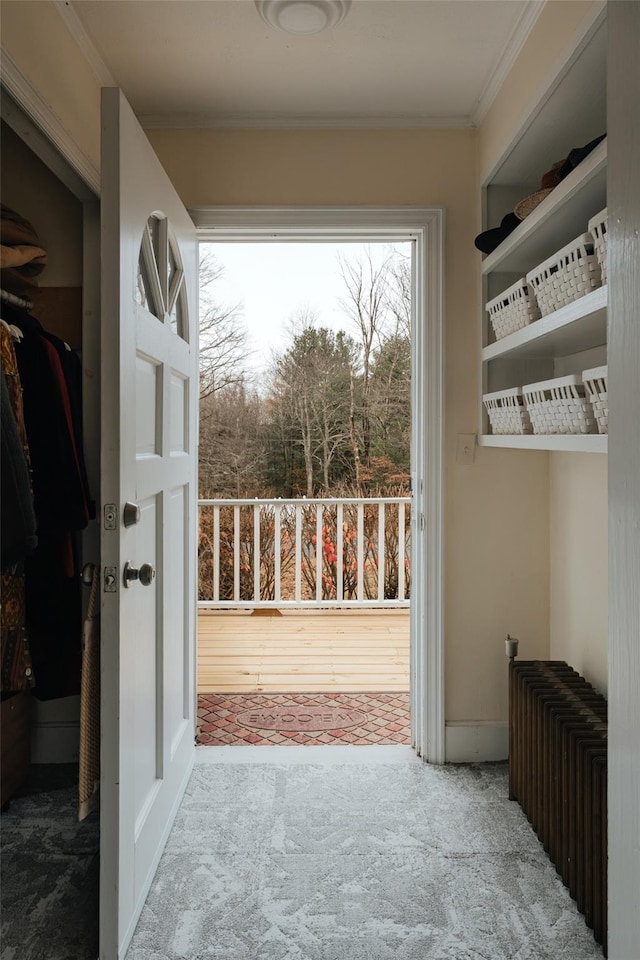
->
[197,692,411,746]
[127,746,604,960]
[0,763,99,960]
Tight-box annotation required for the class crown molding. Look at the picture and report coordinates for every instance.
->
[471,0,546,126]
[52,0,116,86]
[139,113,474,131]
[0,46,100,196]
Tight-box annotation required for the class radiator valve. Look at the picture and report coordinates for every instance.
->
[505,634,519,661]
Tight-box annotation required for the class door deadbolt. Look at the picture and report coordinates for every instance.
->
[123,501,141,527]
[123,561,156,588]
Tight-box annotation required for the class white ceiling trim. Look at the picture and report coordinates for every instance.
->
[52,0,116,86]
[139,113,474,131]
[53,0,543,132]
[471,0,546,127]
[0,45,100,195]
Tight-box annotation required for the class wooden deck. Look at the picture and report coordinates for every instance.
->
[197,610,410,693]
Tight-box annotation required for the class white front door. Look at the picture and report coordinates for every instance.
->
[99,88,198,959]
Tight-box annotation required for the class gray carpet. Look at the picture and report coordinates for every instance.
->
[0,763,99,960]
[128,746,603,960]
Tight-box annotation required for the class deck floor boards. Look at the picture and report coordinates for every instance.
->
[197,610,410,693]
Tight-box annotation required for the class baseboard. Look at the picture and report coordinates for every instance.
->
[445,722,508,763]
[31,721,79,763]
[31,695,81,763]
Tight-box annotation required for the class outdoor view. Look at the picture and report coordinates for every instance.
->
[196,241,413,748]
[198,241,412,606]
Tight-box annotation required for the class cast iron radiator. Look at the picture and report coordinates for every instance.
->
[508,660,607,953]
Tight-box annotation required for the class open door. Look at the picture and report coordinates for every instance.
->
[99,88,198,959]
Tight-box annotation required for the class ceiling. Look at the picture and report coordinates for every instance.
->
[68,0,543,128]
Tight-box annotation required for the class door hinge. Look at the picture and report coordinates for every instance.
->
[104,503,117,530]
[104,566,117,593]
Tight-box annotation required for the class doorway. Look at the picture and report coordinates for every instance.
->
[197,239,412,745]
[192,207,445,762]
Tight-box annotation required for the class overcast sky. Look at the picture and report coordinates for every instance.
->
[201,241,411,377]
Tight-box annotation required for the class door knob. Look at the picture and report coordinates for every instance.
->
[123,561,156,588]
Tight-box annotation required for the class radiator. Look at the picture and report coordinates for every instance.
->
[508,659,607,953]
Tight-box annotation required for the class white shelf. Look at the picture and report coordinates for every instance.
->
[479,434,607,453]
[483,286,607,362]
[488,16,606,190]
[481,139,607,277]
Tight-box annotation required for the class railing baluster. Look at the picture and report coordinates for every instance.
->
[254,503,261,601]
[274,504,282,603]
[336,502,344,602]
[295,504,302,603]
[233,505,240,602]
[378,502,385,601]
[197,497,411,609]
[316,504,323,602]
[398,501,406,601]
[213,506,220,602]
[357,502,364,602]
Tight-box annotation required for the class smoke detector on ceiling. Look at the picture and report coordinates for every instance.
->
[255,1,351,36]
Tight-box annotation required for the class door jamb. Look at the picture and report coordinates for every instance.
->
[192,206,445,764]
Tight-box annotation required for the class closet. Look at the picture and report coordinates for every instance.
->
[0,109,101,959]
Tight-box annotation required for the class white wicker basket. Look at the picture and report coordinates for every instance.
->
[523,374,597,435]
[587,208,608,285]
[486,278,541,341]
[582,365,608,434]
[526,233,602,317]
[483,387,532,435]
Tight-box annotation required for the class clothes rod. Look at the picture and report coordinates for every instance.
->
[0,288,33,311]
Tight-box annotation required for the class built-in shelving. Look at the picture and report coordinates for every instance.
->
[481,140,607,277]
[479,13,607,456]
[482,286,607,363]
[479,434,607,453]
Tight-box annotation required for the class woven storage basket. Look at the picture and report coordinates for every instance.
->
[523,374,597,435]
[483,387,532,435]
[486,278,541,341]
[526,233,601,317]
[582,365,608,434]
[587,208,608,284]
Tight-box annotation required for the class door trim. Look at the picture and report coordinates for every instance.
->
[192,206,445,764]
[0,48,101,196]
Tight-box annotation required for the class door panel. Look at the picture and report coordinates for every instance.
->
[100,88,198,959]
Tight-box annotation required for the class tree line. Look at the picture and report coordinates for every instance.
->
[198,247,411,500]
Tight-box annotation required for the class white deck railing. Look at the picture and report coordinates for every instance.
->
[198,497,411,608]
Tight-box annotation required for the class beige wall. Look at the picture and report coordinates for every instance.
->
[1,0,101,172]
[550,453,608,695]
[147,127,551,725]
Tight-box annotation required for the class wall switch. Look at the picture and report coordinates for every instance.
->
[456,433,477,464]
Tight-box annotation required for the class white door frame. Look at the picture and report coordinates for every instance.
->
[607,2,640,955]
[192,206,445,764]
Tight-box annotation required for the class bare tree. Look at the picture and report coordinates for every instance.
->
[199,382,267,498]
[338,247,394,480]
[386,251,412,339]
[199,250,248,403]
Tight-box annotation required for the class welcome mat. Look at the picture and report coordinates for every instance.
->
[197,692,410,746]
